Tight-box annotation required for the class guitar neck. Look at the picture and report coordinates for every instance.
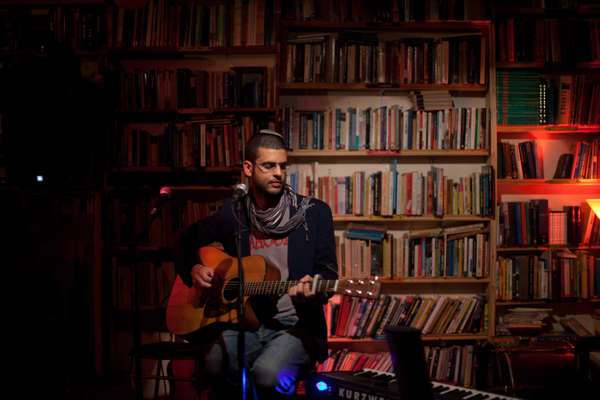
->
[243,279,338,296]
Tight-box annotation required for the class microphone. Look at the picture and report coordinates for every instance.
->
[232,183,248,202]
[150,186,172,216]
[159,186,172,198]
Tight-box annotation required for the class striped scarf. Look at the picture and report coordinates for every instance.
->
[246,185,313,240]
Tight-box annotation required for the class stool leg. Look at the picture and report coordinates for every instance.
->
[166,360,176,400]
[153,359,162,400]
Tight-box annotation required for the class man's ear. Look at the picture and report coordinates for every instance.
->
[242,160,253,178]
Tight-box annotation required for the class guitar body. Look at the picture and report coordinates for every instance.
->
[166,246,281,338]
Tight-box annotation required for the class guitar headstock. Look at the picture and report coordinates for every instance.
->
[336,277,382,299]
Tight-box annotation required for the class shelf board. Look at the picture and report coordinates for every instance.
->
[112,245,164,254]
[493,7,545,15]
[576,60,600,69]
[108,45,277,57]
[111,245,172,261]
[112,166,240,173]
[333,215,492,223]
[328,334,488,344]
[178,107,277,114]
[380,278,490,284]
[499,179,600,184]
[497,245,600,252]
[496,61,545,69]
[496,298,600,306]
[497,124,600,134]
[282,20,490,32]
[493,6,597,16]
[179,46,277,55]
[114,108,275,117]
[288,149,490,160]
[498,179,600,195]
[1,0,104,4]
[279,82,486,92]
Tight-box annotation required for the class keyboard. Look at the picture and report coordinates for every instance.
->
[306,368,522,400]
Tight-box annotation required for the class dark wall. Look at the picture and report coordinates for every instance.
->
[1,41,107,187]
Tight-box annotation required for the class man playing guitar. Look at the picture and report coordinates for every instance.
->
[172,130,338,399]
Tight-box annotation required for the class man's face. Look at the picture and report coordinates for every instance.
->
[243,147,288,197]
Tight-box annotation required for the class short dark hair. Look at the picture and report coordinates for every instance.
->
[245,130,286,162]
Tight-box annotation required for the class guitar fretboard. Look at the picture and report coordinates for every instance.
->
[226,279,339,296]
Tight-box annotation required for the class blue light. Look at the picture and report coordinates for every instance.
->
[36,175,44,183]
[315,381,329,392]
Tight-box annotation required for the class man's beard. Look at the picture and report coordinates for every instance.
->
[253,179,284,204]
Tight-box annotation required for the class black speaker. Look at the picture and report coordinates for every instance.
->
[384,326,434,400]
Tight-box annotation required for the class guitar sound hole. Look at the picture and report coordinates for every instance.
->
[223,278,239,302]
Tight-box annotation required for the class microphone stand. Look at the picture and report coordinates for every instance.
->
[234,198,250,400]
[131,197,167,400]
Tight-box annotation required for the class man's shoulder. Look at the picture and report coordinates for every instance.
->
[296,194,332,213]
[212,197,235,220]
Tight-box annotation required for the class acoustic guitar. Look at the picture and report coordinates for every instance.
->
[166,246,380,338]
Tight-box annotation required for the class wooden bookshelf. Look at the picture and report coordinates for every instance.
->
[282,11,496,350]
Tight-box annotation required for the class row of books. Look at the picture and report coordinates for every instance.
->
[553,139,600,179]
[112,259,176,310]
[318,345,477,388]
[496,253,600,300]
[288,165,495,217]
[284,32,485,85]
[336,223,489,279]
[117,67,275,111]
[109,197,223,247]
[497,71,599,125]
[328,294,486,338]
[496,17,600,63]
[282,106,489,151]
[571,74,600,125]
[282,0,487,23]
[107,0,275,49]
[498,141,544,179]
[497,71,563,125]
[0,6,104,51]
[498,201,600,246]
[114,117,270,169]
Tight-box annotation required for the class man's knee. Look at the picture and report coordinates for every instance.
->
[253,361,281,389]
[203,343,225,377]
[253,363,300,396]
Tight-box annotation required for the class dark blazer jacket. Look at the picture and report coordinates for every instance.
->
[172,194,338,362]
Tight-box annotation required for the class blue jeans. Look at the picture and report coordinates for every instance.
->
[204,320,311,398]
